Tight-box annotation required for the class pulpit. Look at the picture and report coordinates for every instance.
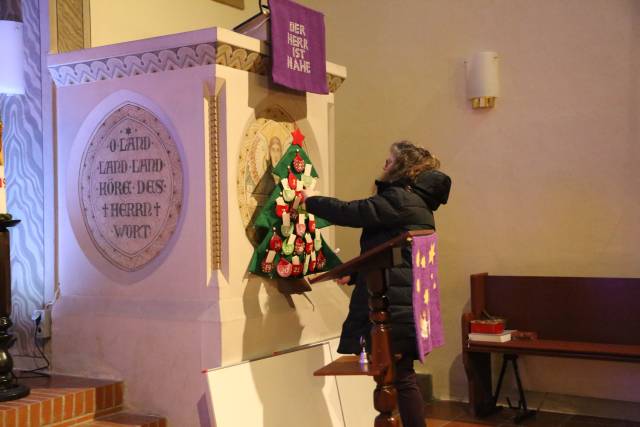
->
[48,27,348,426]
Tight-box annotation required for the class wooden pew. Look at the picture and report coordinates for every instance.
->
[462,273,640,421]
[312,230,434,427]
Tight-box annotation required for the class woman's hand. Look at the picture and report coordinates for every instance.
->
[335,275,351,285]
[302,189,319,200]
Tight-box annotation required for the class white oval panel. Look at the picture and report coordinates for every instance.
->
[78,103,183,271]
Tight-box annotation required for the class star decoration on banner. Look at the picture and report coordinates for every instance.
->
[428,242,436,265]
[291,128,305,146]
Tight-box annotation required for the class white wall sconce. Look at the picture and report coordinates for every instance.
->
[0,19,26,95]
[466,51,499,109]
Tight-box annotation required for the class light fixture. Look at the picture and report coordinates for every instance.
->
[233,0,270,41]
[0,19,26,95]
[466,51,499,109]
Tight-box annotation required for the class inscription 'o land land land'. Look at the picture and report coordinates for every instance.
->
[79,103,183,272]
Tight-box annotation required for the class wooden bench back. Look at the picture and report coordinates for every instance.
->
[471,274,640,346]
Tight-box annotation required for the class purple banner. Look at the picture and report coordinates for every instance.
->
[412,234,445,363]
[269,0,329,94]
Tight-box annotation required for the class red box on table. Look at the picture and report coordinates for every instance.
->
[470,319,505,334]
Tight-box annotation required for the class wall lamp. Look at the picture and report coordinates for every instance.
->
[466,51,499,109]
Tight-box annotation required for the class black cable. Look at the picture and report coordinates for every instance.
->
[13,320,51,382]
[34,328,50,366]
[27,321,51,374]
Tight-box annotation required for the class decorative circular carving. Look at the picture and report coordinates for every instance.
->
[237,105,306,245]
[79,103,183,271]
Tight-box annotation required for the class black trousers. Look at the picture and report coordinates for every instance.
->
[394,354,426,427]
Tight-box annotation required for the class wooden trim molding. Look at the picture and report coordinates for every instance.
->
[208,94,222,270]
[215,42,270,74]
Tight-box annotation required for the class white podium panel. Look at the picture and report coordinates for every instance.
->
[205,339,378,427]
[206,343,344,427]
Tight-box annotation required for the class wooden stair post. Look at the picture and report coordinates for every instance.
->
[367,267,398,427]
[312,230,434,427]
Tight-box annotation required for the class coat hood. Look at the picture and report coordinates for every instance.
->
[375,169,452,211]
[410,169,451,211]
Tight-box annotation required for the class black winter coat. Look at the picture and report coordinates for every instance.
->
[305,169,452,357]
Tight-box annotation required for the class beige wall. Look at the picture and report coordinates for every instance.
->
[316,0,640,410]
[90,0,256,46]
[86,0,640,414]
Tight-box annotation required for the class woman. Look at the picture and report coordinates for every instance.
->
[303,141,451,427]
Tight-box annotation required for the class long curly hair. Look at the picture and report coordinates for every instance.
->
[380,140,440,183]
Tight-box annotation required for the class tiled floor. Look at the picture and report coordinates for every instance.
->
[425,400,640,427]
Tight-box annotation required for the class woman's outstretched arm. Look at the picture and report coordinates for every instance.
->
[305,188,407,228]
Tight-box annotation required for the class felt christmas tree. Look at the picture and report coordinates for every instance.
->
[248,128,341,279]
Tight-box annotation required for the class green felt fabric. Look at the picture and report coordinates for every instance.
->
[252,186,283,229]
[248,232,342,279]
[272,144,319,178]
[249,143,341,280]
[317,236,342,272]
[253,144,330,230]
[247,228,270,275]
[252,194,332,230]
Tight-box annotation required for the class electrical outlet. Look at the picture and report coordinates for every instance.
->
[32,308,52,339]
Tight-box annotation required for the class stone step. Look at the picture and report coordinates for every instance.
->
[0,374,123,427]
[80,412,166,427]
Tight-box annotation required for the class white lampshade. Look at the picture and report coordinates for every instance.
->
[0,20,26,95]
[466,51,499,109]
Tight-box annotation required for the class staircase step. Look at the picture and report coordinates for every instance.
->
[0,374,123,426]
[83,412,166,427]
